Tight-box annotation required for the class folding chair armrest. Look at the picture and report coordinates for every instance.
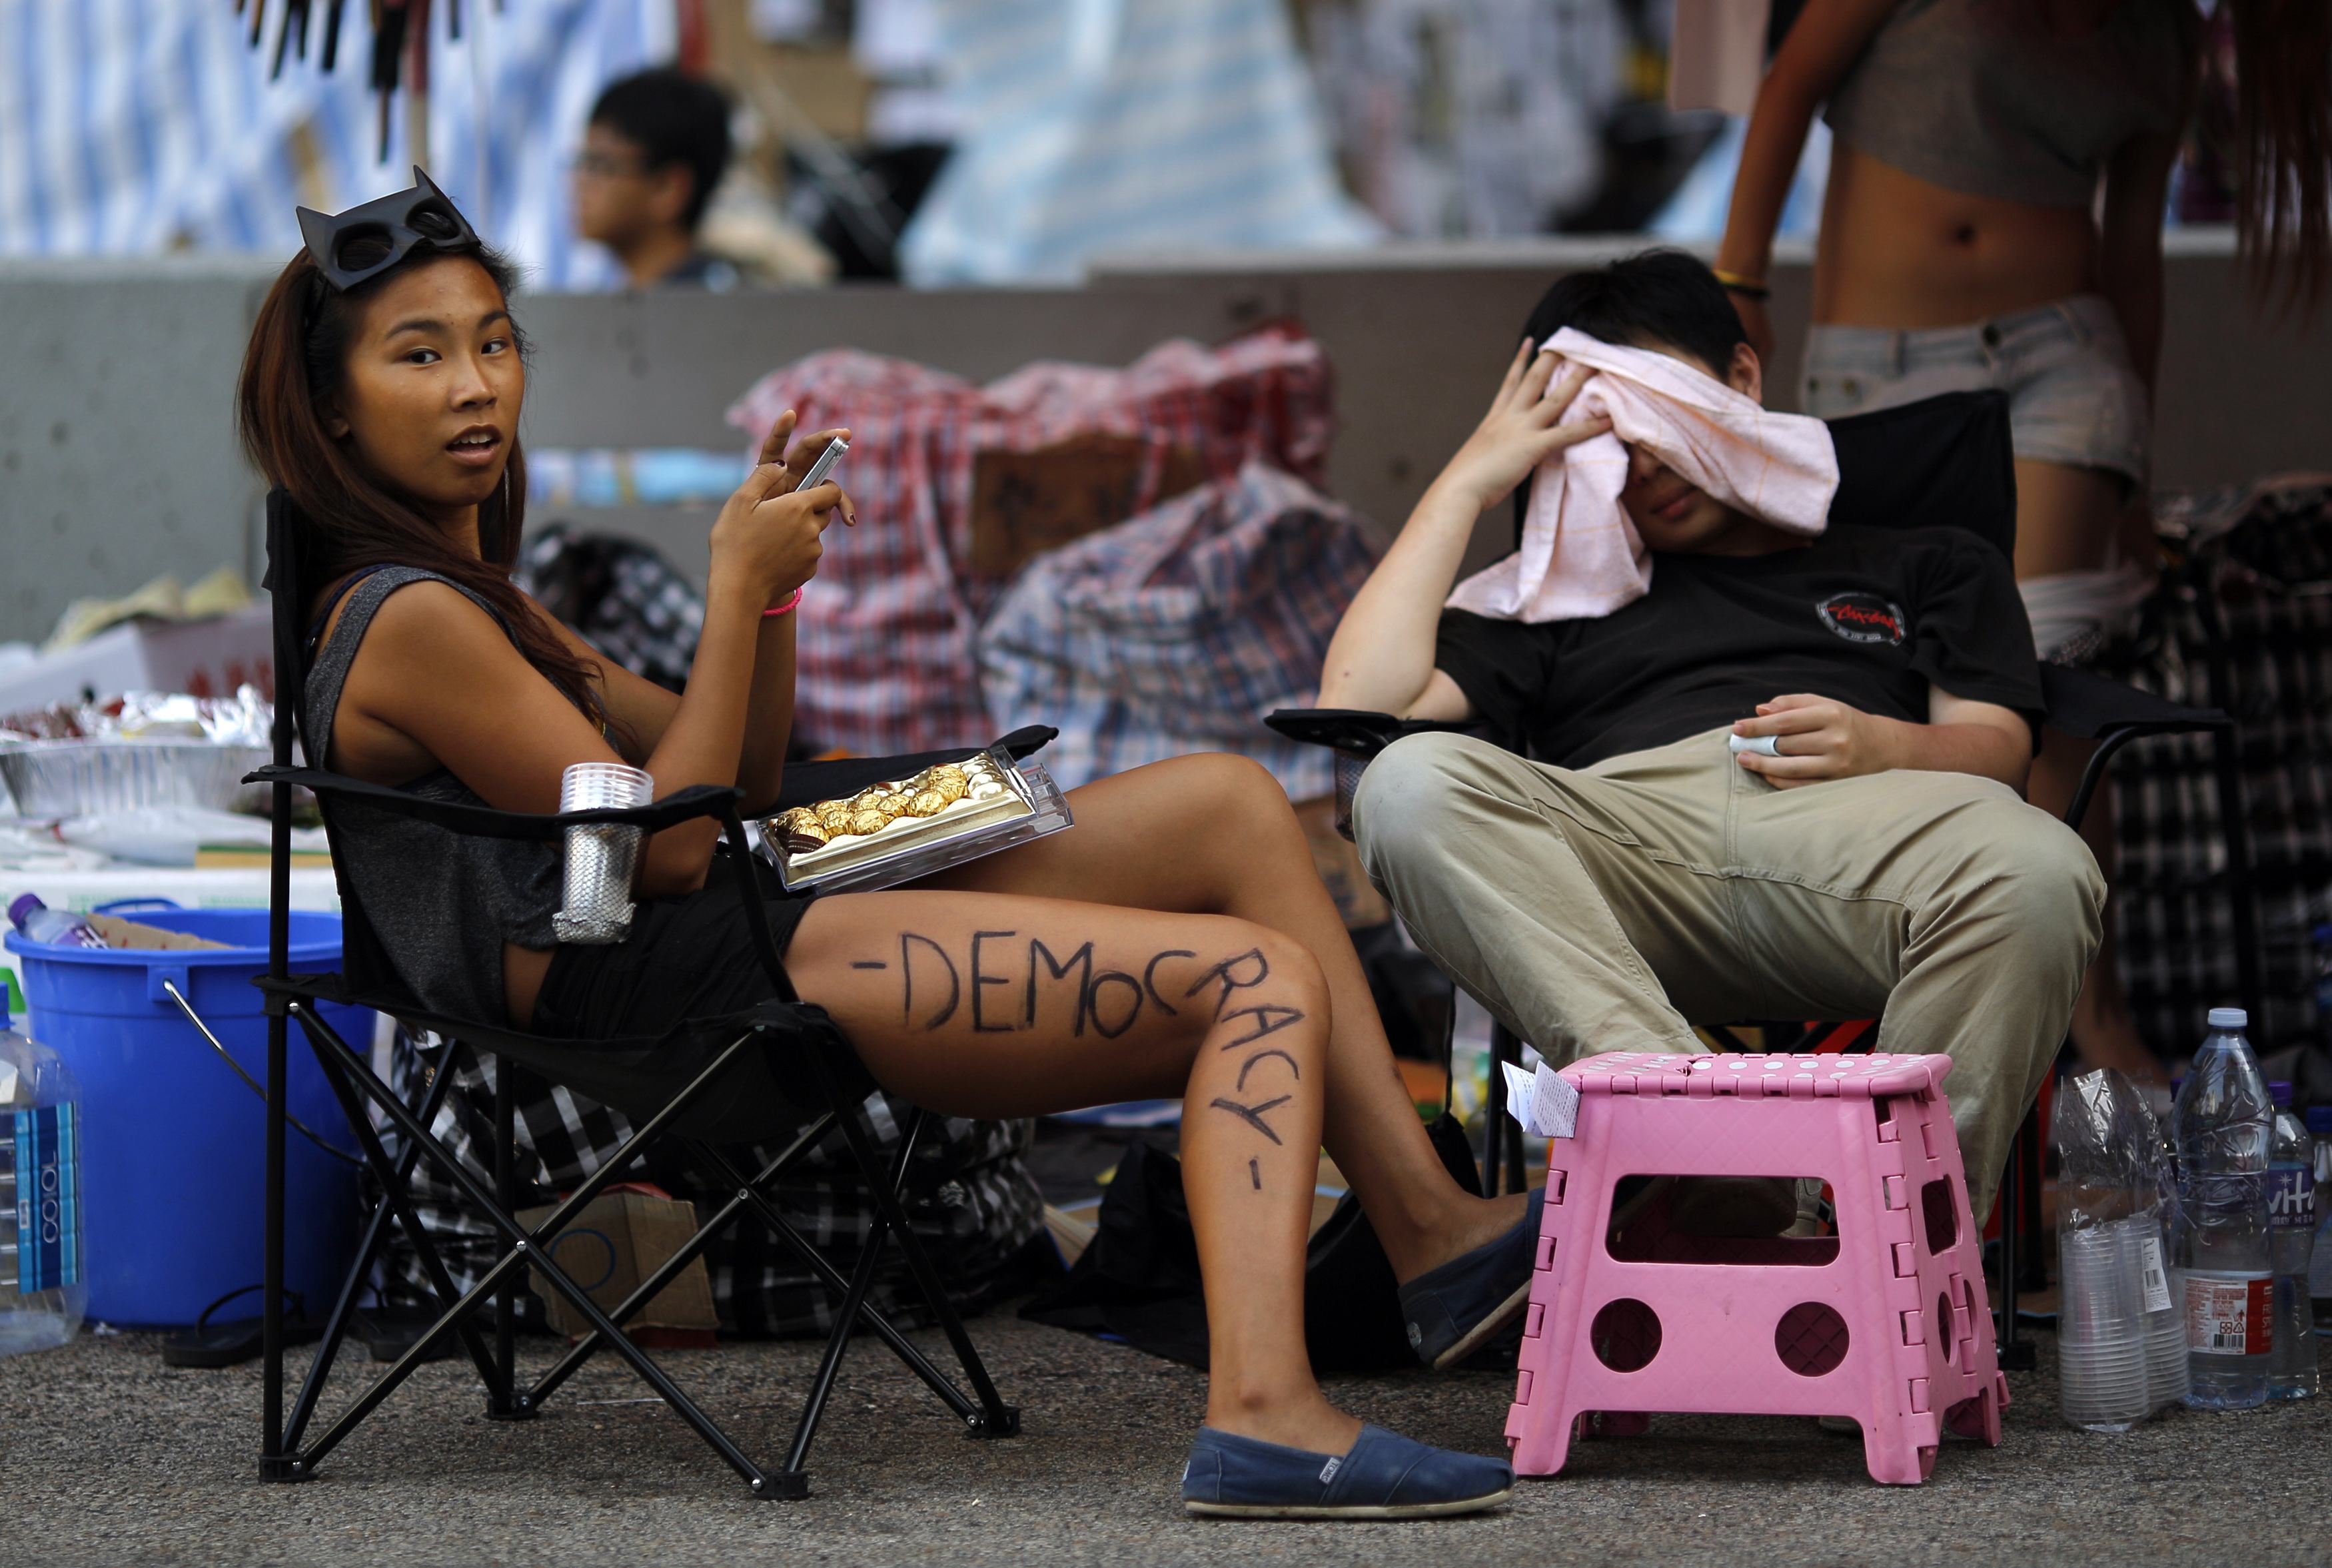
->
[243,763,744,841]
[2038,663,2229,743]
[1264,707,1480,761]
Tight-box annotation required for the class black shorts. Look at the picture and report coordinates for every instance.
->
[530,858,878,1110]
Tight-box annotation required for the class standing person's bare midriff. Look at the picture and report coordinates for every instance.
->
[1812,142,2101,328]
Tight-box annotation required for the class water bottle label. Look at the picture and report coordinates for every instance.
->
[2183,1273,2273,1357]
[2136,1234,2173,1314]
[10,1104,81,1293]
[2267,1166,2316,1232]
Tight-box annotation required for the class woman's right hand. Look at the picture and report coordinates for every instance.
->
[1430,341,1610,516]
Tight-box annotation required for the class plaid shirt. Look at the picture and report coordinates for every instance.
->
[374,1032,1047,1338]
[516,526,704,693]
[2096,480,2332,1054]
[977,463,1381,799]
[726,327,1335,757]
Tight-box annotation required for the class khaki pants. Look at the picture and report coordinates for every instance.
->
[1351,727,2105,1221]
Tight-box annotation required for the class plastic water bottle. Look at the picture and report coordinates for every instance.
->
[0,967,87,1356]
[2171,1006,2274,1410]
[5,894,103,950]
[2265,1084,2318,1398]
[2309,1106,2332,1330]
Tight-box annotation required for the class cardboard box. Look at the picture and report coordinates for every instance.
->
[0,606,275,712]
[968,434,1207,579]
[516,1186,719,1341]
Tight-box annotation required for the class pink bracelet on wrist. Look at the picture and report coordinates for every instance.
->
[763,587,804,618]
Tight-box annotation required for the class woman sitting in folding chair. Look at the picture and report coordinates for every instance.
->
[233,172,1551,1521]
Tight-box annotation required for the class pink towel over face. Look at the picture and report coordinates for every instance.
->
[1445,328,1839,623]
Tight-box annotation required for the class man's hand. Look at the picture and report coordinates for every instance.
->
[1431,341,1612,516]
[1731,694,1902,787]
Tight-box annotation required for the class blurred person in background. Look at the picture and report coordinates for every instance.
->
[1716,0,2331,1085]
[573,66,742,290]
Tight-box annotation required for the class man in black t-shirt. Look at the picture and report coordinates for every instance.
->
[1321,252,2101,1226]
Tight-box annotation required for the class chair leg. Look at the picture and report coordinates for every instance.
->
[674,1139,991,1424]
[486,1055,531,1421]
[287,1009,786,1496]
[818,1088,1019,1439]
[299,1026,507,1389]
[1486,1024,1529,1197]
[778,1178,902,1496]
[260,1006,301,1482]
[285,1050,463,1454]
[1995,1109,2038,1372]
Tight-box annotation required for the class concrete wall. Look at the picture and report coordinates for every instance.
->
[4,231,2327,640]
[0,257,279,642]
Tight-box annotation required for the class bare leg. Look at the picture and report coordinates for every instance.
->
[788,887,1362,1455]
[2013,460,2165,1086]
[918,753,1529,1278]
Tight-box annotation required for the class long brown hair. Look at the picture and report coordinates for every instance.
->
[237,244,608,723]
[2228,0,2332,314]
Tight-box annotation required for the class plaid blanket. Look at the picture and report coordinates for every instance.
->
[977,464,1380,799]
[726,328,1335,757]
[2097,480,2332,1054]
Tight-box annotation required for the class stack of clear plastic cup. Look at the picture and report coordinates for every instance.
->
[2058,1220,2152,1432]
[550,761,653,945]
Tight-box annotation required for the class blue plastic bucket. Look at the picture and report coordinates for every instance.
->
[5,904,368,1328]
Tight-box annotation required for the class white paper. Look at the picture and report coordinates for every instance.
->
[2137,1233,2173,1314]
[1501,1061,1578,1139]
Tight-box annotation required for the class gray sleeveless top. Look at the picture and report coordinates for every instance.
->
[304,566,561,1023]
[1825,0,2197,210]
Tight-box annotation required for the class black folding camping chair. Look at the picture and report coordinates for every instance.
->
[238,490,1027,1499]
[1268,390,2264,1370]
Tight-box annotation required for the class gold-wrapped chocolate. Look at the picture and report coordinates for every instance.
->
[877,791,911,815]
[848,788,892,813]
[776,809,831,851]
[907,789,948,817]
[846,809,892,837]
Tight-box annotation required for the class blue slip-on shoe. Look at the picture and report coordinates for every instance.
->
[1396,1186,1547,1371]
[1181,1423,1513,1520]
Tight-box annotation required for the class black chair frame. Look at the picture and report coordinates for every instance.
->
[247,494,1019,1500]
[1266,390,2263,1373]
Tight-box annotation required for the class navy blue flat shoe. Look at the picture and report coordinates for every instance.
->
[1181,1423,1513,1520]
[1396,1186,1546,1371]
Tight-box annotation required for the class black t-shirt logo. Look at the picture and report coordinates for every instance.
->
[1816,591,1907,646]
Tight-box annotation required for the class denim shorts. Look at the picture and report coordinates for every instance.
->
[1800,294,2150,486]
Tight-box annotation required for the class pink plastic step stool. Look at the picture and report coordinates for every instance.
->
[1504,1051,2008,1485]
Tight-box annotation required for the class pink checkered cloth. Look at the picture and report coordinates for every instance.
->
[1445,328,1838,624]
[728,328,1333,756]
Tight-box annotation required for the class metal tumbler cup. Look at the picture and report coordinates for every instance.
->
[551,761,654,945]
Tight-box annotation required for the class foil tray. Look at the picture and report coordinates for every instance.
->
[0,739,272,819]
[760,749,1073,894]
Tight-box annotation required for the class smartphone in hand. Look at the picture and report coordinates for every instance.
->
[795,436,848,493]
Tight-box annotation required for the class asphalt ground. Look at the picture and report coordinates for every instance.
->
[3,1314,2326,1567]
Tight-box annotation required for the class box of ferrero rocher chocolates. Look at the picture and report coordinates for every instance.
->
[759,751,1037,887]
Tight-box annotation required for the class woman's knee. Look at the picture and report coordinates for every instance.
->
[1198,922,1333,1059]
